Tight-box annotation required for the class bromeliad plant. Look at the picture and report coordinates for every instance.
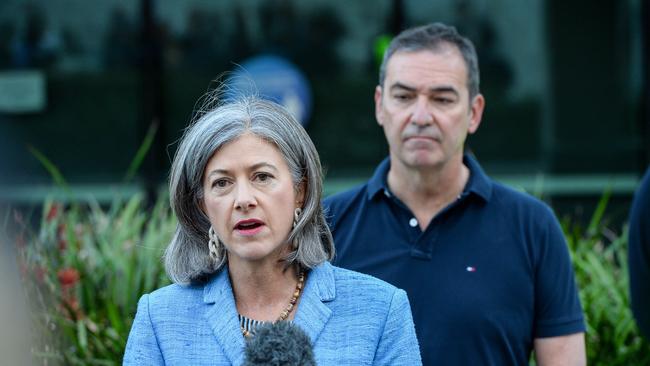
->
[11,186,650,364]
[15,195,173,365]
[563,192,650,365]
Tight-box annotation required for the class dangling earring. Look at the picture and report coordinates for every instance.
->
[292,208,302,249]
[293,208,302,229]
[208,226,219,260]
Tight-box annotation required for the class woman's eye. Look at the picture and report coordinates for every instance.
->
[213,179,229,188]
[254,172,272,182]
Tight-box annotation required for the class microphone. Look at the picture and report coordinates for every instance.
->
[243,321,316,366]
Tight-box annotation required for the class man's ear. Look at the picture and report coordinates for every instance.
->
[374,85,384,127]
[468,93,485,134]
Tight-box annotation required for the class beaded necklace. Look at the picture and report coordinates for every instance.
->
[240,270,305,338]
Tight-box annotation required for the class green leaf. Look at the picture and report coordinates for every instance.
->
[587,190,610,237]
[106,301,124,336]
[27,144,69,188]
[77,319,88,351]
[123,122,159,182]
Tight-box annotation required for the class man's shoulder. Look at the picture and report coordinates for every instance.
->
[324,184,368,207]
[488,180,555,218]
[323,183,370,224]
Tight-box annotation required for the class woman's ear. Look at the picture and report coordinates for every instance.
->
[296,180,306,207]
[198,194,207,215]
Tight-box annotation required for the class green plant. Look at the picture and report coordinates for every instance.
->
[564,192,650,365]
[15,195,173,365]
[11,179,650,364]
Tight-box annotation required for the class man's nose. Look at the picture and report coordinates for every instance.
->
[410,97,434,126]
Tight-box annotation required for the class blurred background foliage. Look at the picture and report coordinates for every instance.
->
[14,196,172,365]
[7,193,649,365]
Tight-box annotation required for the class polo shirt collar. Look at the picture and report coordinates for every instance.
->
[365,154,493,202]
[462,153,493,202]
[366,157,391,200]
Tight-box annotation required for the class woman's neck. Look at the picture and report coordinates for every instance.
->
[229,260,301,322]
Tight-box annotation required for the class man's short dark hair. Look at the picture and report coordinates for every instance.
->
[379,22,480,99]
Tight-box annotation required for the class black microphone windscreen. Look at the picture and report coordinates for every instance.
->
[243,321,316,366]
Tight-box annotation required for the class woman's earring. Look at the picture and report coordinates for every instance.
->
[293,208,302,229]
[208,226,219,259]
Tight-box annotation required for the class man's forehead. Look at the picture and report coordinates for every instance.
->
[387,45,465,71]
[383,47,469,91]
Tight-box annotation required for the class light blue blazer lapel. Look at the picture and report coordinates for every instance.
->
[203,268,245,365]
[294,262,335,344]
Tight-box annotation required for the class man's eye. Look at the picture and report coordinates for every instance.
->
[435,97,454,104]
[393,94,412,101]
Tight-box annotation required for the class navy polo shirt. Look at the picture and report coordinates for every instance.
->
[324,155,585,366]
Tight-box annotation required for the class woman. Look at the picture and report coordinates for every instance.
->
[123,94,421,365]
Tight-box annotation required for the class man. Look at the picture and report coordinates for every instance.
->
[629,166,650,338]
[324,23,586,365]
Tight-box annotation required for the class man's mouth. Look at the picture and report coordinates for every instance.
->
[404,135,439,143]
[404,136,440,147]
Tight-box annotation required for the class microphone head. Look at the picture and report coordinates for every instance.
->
[243,321,316,366]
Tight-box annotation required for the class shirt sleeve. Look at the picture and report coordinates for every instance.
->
[373,288,423,365]
[629,168,650,338]
[533,207,586,338]
[123,294,164,365]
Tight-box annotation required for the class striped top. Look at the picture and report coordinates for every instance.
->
[238,314,267,336]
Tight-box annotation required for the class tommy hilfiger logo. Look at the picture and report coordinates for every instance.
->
[466,266,477,272]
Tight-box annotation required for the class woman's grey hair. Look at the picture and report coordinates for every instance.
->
[164,92,335,284]
[378,22,480,100]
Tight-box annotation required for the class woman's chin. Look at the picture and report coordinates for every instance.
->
[227,247,289,266]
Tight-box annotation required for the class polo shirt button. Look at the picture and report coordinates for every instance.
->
[409,218,418,227]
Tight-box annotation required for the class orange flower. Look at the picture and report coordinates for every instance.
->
[46,203,61,222]
[57,268,80,287]
[60,293,84,320]
[57,223,67,251]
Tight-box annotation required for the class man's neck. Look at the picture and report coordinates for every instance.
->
[387,155,470,230]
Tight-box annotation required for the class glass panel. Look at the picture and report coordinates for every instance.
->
[0,1,141,185]
[0,0,644,193]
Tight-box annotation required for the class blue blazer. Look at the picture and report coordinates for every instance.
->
[123,262,421,365]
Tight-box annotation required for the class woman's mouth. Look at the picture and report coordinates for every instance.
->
[234,219,265,236]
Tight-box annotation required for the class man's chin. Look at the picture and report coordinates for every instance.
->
[402,154,444,169]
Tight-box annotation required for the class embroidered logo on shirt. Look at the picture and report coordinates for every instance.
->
[466,266,476,272]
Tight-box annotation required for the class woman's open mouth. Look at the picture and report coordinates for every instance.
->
[234,219,265,236]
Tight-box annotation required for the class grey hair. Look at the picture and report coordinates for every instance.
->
[164,93,335,285]
[378,22,480,100]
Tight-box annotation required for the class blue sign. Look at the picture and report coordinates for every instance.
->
[227,54,312,127]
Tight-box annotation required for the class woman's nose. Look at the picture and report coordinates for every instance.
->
[234,183,257,210]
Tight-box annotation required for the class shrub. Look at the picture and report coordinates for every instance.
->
[563,192,650,365]
[14,195,172,365]
[10,191,650,364]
